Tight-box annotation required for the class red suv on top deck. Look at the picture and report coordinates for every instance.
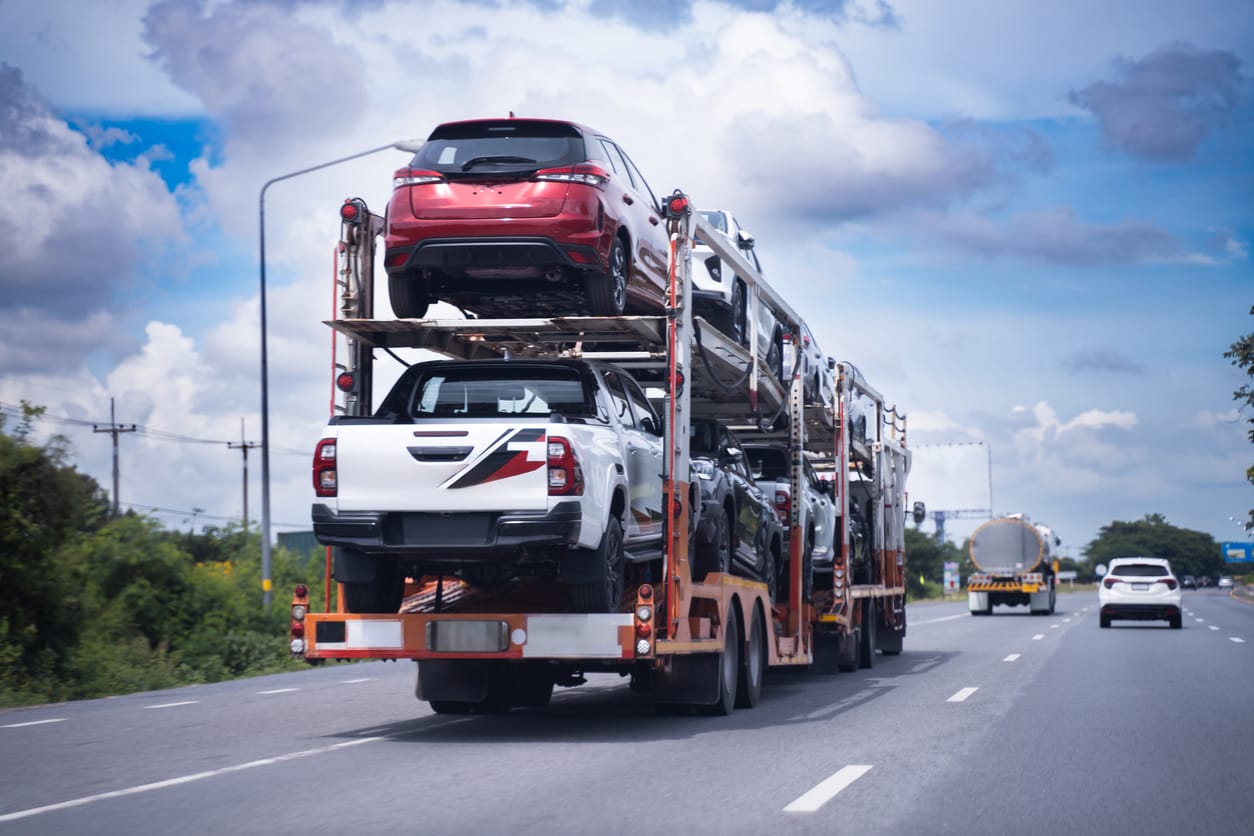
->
[383,118,671,320]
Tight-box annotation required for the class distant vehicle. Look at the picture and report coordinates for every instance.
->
[384,118,670,319]
[1098,557,1182,629]
[1218,576,1234,589]
[1181,575,1197,589]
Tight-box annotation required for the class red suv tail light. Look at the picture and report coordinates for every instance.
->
[774,490,790,525]
[1161,578,1178,590]
[1103,576,1119,589]
[535,164,609,187]
[313,438,337,497]
[392,168,443,189]
[547,436,584,496]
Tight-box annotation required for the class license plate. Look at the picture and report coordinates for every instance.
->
[426,620,509,652]
[1132,583,1149,591]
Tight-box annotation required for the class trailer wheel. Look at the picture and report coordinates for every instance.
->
[388,272,430,319]
[736,603,765,709]
[706,604,741,716]
[569,516,625,613]
[586,237,628,316]
[429,700,475,714]
[695,509,732,580]
[342,556,404,614]
[858,598,876,669]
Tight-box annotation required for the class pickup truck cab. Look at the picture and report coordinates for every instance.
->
[312,358,664,613]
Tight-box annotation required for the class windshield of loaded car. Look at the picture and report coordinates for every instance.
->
[745,447,788,480]
[414,121,585,174]
[401,366,594,419]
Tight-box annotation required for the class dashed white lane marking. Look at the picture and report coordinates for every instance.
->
[784,765,873,813]
[1003,654,1021,662]
[1051,624,1060,629]
[913,613,970,625]
[342,678,374,684]
[1196,618,1205,623]
[1063,618,1072,623]
[145,701,198,709]
[1232,638,1246,644]
[1209,626,1220,631]
[258,688,299,695]
[1,718,66,729]
[947,687,979,703]
[0,737,383,823]
[1032,634,1045,641]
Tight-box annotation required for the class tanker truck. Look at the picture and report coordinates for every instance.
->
[966,514,1059,615]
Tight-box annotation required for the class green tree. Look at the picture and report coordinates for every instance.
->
[0,406,110,700]
[904,527,966,598]
[1083,513,1223,580]
[1225,306,1254,531]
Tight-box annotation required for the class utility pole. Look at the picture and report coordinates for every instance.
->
[93,397,136,517]
[227,418,262,529]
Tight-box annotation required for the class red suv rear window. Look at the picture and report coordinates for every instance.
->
[413,121,586,175]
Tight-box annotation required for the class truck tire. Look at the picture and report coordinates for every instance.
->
[586,237,628,316]
[569,516,625,613]
[694,509,732,581]
[388,272,429,319]
[706,604,740,716]
[429,700,475,714]
[858,598,876,669]
[735,603,765,709]
[342,557,404,614]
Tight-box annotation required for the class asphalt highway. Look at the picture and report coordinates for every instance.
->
[2,588,1250,836]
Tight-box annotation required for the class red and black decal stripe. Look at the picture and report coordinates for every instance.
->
[447,428,546,489]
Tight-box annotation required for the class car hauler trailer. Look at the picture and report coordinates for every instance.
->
[966,514,1059,615]
[291,190,915,713]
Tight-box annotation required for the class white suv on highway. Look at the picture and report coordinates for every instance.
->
[1098,556,1182,629]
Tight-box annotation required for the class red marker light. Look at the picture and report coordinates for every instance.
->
[340,201,359,221]
[336,372,355,392]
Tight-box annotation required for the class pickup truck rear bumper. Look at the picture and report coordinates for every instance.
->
[312,502,583,555]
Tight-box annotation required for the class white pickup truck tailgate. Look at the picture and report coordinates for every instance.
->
[333,422,550,513]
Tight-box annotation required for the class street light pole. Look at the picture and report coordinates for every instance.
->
[257,140,419,607]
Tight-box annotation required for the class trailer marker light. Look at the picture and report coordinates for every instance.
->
[639,584,653,600]
[294,584,309,598]
[339,201,359,221]
[636,622,652,638]
[635,638,651,655]
[336,371,355,392]
[290,639,306,654]
[290,622,305,638]
[636,605,652,622]
[291,604,307,622]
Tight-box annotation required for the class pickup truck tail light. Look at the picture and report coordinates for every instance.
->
[547,436,584,496]
[313,438,337,497]
[774,490,790,525]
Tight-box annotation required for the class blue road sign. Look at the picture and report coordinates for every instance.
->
[1221,542,1253,563]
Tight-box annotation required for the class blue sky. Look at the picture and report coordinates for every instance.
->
[0,0,1250,553]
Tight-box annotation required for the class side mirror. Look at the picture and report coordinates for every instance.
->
[737,230,755,250]
[827,356,836,370]
[723,446,744,461]
[641,416,663,437]
[911,501,927,525]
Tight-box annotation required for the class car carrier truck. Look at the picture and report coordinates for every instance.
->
[966,514,1059,615]
[290,186,917,714]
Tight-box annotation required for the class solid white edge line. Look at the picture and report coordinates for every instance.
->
[257,688,300,695]
[0,737,383,823]
[1002,654,1021,662]
[912,613,969,626]
[341,678,374,684]
[947,687,979,703]
[784,765,873,813]
[1,718,66,729]
[145,701,198,709]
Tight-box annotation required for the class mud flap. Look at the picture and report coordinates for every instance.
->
[652,653,720,705]
[416,660,490,703]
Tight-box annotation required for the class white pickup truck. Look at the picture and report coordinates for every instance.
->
[312,358,667,614]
